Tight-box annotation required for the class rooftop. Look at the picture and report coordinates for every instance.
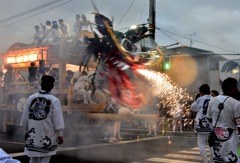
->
[162,46,214,56]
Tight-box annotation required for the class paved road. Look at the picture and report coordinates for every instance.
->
[0,128,212,163]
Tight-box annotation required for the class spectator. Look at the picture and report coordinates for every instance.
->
[37,60,46,79]
[45,21,51,28]
[20,75,64,163]
[79,14,93,43]
[16,71,25,82]
[79,14,93,32]
[51,68,58,80]
[4,66,13,85]
[41,21,52,43]
[74,71,94,104]
[207,78,240,162]
[52,24,63,42]
[158,104,170,133]
[66,70,77,86]
[147,104,157,135]
[28,62,38,83]
[210,90,219,97]
[73,14,81,35]
[52,21,57,27]
[191,84,213,163]
[32,25,42,44]
[171,103,183,132]
[59,19,70,37]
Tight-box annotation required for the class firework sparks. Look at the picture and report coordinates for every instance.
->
[137,69,193,118]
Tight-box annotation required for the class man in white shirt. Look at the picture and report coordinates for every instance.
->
[207,78,240,163]
[32,25,42,44]
[79,14,93,43]
[74,71,94,104]
[73,14,81,35]
[79,14,93,32]
[59,19,70,37]
[41,21,53,43]
[191,84,213,163]
[20,75,64,163]
[52,24,63,42]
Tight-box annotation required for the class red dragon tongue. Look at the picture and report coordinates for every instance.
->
[122,77,135,90]
[121,89,134,104]
[134,93,145,104]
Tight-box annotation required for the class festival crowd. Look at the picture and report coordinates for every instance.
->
[31,14,92,45]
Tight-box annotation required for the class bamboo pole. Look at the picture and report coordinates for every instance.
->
[86,113,159,121]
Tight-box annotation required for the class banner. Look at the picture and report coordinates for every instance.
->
[219,59,240,94]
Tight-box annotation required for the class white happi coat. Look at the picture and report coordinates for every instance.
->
[191,95,213,134]
[20,91,64,157]
[207,95,240,163]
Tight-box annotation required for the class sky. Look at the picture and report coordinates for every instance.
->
[0,0,240,57]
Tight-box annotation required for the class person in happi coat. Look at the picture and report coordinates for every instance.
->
[191,84,213,163]
[20,75,64,163]
[207,78,240,163]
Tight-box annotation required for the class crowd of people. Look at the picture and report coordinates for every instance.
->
[100,77,240,163]
[0,59,96,107]
[0,61,236,163]
[191,79,240,163]
[31,14,93,45]
[1,59,240,163]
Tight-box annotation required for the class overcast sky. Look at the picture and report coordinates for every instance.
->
[0,0,240,56]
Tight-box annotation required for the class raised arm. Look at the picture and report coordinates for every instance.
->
[191,100,200,112]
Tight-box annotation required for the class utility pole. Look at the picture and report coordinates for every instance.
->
[149,0,156,46]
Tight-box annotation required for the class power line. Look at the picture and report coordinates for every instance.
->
[0,0,73,29]
[115,27,130,31]
[0,0,62,24]
[158,29,184,46]
[116,0,135,29]
[114,25,237,54]
[157,27,239,54]
[139,0,146,24]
